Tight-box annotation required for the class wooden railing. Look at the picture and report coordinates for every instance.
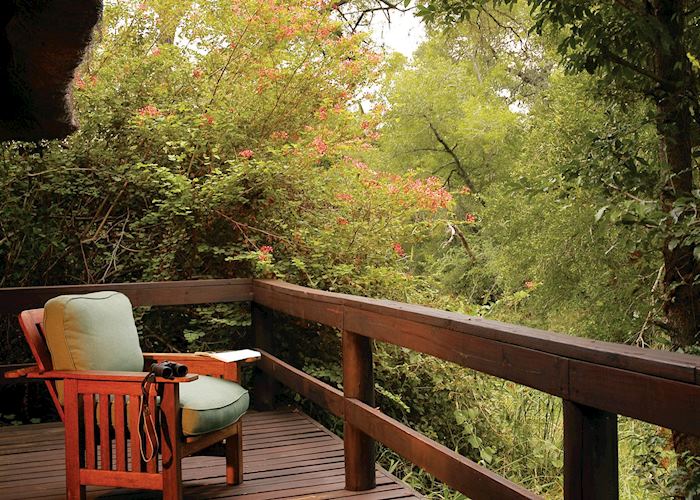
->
[2,278,700,499]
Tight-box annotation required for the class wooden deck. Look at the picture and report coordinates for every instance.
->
[0,409,421,500]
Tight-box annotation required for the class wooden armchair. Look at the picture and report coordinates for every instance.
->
[6,292,255,500]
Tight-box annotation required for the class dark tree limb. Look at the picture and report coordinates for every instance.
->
[450,223,477,262]
[425,118,484,205]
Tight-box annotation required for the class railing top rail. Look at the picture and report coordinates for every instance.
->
[253,279,700,386]
[0,278,253,314]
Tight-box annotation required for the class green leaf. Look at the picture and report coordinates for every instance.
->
[594,205,608,222]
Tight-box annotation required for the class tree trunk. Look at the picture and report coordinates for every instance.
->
[654,0,700,493]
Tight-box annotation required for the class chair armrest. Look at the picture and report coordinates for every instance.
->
[143,352,259,364]
[142,353,233,377]
[26,370,198,383]
[143,353,227,364]
[3,365,41,379]
[143,352,257,381]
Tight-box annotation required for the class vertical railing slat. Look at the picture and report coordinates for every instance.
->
[343,330,376,491]
[252,303,278,410]
[563,400,619,500]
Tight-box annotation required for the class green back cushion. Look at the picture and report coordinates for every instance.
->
[44,291,144,400]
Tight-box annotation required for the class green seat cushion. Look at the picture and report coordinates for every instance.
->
[106,376,249,437]
[180,376,249,436]
[43,291,144,402]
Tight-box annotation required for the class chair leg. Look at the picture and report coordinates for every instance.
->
[226,421,243,485]
[65,380,87,500]
[161,384,183,500]
[163,460,183,500]
[66,461,86,500]
[67,480,86,500]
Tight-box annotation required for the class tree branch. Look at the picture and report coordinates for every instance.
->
[600,46,666,86]
[449,223,477,262]
[426,119,479,195]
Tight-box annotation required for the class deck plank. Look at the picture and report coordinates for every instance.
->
[0,409,422,500]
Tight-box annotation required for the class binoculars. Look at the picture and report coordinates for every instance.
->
[150,361,188,379]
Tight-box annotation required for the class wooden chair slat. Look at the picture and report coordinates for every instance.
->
[83,394,96,470]
[128,393,143,473]
[114,395,127,471]
[99,394,111,471]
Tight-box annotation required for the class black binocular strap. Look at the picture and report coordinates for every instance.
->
[139,373,161,463]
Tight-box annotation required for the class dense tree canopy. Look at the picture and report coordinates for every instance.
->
[413,3,700,492]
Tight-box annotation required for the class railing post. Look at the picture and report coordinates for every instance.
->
[343,330,376,491]
[563,400,618,500]
[252,302,278,410]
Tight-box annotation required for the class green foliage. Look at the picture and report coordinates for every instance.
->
[375,19,526,195]
[478,71,661,343]
[0,0,449,354]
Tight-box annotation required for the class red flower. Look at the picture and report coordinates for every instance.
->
[524,281,535,289]
[337,217,349,225]
[312,136,328,155]
[239,149,254,159]
[465,213,477,223]
[202,113,214,125]
[74,75,86,90]
[392,243,405,257]
[278,26,297,39]
[138,105,161,117]
[403,176,453,212]
[336,193,353,201]
[353,160,368,170]
[150,47,161,56]
[258,245,273,261]
[318,107,328,120]
[192,68,203,79]
[459,186,471,195]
